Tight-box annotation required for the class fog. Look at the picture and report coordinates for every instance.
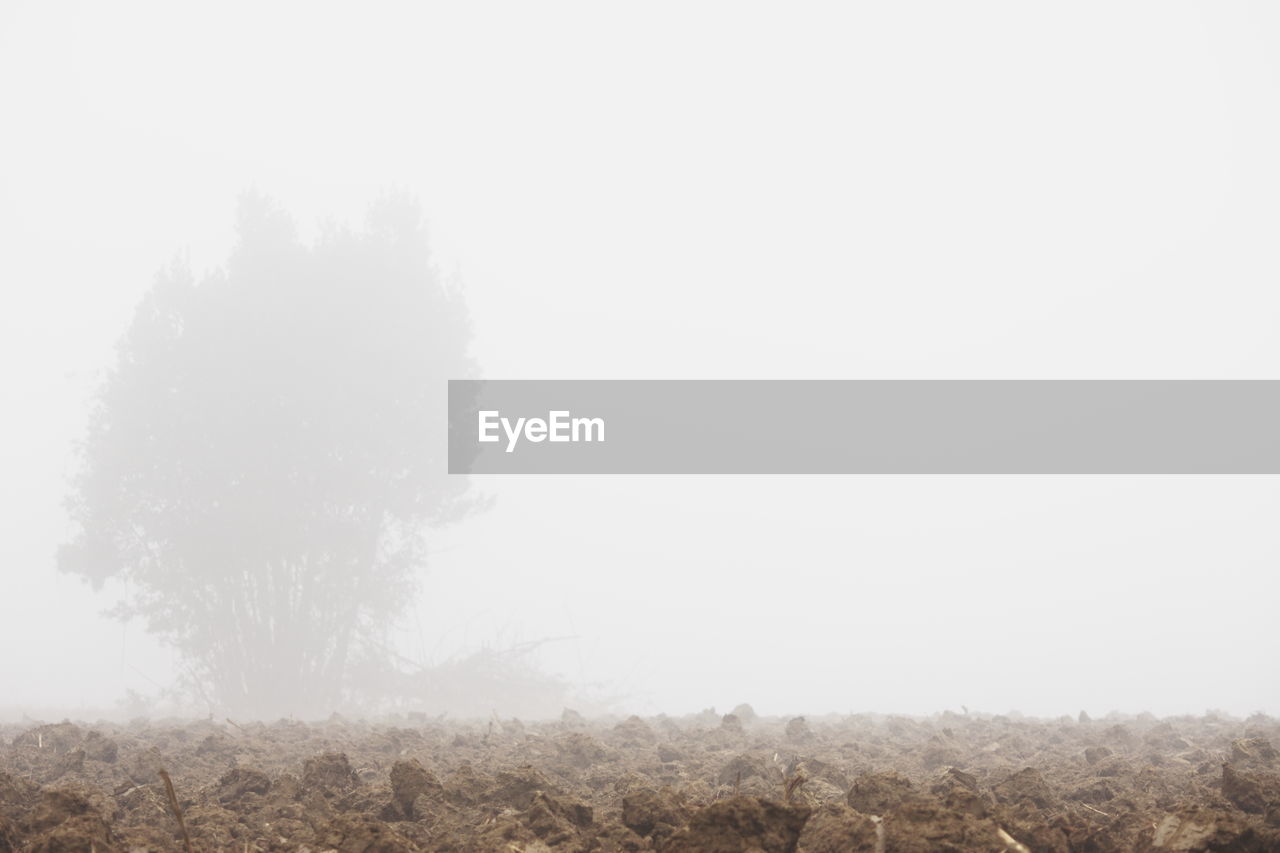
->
[2,1,1279,721]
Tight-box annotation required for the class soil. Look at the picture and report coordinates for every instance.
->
[1,710,1278,851]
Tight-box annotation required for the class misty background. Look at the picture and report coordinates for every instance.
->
[2,1,1279,719]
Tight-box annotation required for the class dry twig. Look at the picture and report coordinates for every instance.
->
[783,772,807,804]
[158,769,195,853]
[997,827,1031,853]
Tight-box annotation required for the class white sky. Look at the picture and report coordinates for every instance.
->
[1,0,1278,718]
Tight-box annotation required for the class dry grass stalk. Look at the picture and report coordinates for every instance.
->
[783,771,807,804]
[997,826,1031,852]
[158,768,195,853]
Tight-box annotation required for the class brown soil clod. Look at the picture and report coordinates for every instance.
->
[660,796,810,853]
[302,751,360,795]
[388,759,442,818]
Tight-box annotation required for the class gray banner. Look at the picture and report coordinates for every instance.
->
[447,380,1280,474]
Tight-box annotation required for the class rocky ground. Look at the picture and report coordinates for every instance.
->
[1,708,1278,851]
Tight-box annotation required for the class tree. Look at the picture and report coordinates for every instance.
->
[59,194,478,718]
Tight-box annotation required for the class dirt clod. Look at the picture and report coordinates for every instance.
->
[847,771,918,814]
[660,796,810,853]
[303,751,360,794]
[388,759,441,817]
[622,787,688,840]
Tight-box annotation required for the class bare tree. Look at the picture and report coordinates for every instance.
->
[59,193,478,717]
